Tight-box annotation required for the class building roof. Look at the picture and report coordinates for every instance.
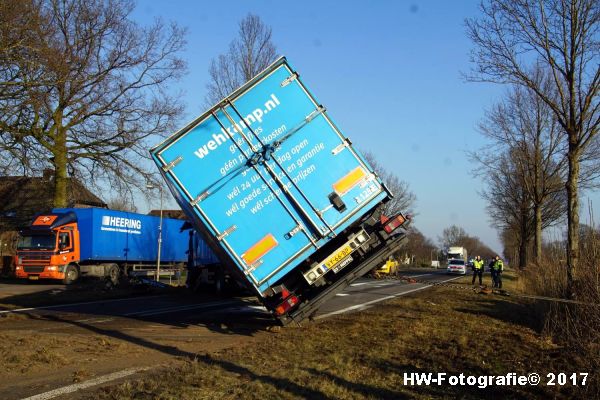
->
[0,172,106,231]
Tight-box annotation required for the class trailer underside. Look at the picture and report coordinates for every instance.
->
[278,231,408,325]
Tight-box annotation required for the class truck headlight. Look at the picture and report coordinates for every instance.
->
[47,266,57,271]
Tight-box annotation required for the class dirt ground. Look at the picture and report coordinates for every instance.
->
[0,279,271,400]
[0,312,269,399]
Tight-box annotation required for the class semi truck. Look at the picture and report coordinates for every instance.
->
[150,57,409,324]
[15,208,189,284]
[447,246,468,262]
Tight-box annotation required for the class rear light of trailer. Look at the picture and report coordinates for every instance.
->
[274,294,299,316]
[381,215,406,234]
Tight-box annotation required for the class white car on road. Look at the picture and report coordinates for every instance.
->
[447,259,467,275]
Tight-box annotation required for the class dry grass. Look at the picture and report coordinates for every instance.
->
[0,334,69,373]
[0,332,128,376]
[520,229,600,396]
[94,272,597,400]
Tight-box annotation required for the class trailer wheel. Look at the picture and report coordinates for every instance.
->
[63,265,79,285]
[214,267,225,296]
[214,275,223,295]
[106,264,120,285]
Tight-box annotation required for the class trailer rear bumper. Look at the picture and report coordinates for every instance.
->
[279,232,408,325]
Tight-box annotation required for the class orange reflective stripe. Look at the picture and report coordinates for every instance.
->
[333,166,367,195]
[242,234,278,265]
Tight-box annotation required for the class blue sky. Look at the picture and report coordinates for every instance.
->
[133,0,598,253]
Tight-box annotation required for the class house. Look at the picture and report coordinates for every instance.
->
[0,169,106,233]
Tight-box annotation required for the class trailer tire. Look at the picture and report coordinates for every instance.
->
[106,264,120,285]
[63,264,79,285]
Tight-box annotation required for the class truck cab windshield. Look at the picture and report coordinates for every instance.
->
[17,234,56,250]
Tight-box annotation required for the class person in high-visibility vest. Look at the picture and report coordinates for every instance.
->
[492,256,504,288]
[471,255,484,285]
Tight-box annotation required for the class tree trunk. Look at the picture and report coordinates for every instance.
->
[518,234,528,269]
[52,128,68,208]
[519,206,528,269]
[566,146,580,299]
[533,203,542,265]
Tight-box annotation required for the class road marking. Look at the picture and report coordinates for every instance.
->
[350,273,433,288]
[226,305,269,314]
[74,318,115,324]
[315,276,461,320]
[408,273,433,278]
[20,366,150,400]
[248,305,267,310]
[374,281,396,286]
[335,293,350,297]
[0,295,169,315]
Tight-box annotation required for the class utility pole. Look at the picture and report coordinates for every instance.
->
[147,184,164,282]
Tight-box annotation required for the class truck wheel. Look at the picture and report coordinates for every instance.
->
[106,264,120,285]
[63,265,79,285]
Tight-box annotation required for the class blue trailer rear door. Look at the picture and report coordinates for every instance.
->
[153,58,388,293]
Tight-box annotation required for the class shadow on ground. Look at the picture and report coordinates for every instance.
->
[455,296,544,333]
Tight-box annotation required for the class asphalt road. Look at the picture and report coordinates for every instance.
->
[0,269,461,330]
[0,269,461,400]
[0,279,66,298]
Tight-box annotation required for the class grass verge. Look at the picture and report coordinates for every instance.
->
[95,271,597,400]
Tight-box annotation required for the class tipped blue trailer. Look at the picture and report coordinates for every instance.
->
[15,207,191,284]
[151,57,409,324]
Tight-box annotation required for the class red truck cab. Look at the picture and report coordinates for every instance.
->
[15,213,81,283]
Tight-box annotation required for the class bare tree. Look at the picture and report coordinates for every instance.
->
[466,0,600,297]
[0,0,187,207]
[364,151,416,216]
[0,1,50,175]
[438,225,469,251]
[481,148,566,267]
[475,73,567,264]
[205,13,277,105]
[438,225,496,260]
[106,197,138,213]
[402,227,438,266]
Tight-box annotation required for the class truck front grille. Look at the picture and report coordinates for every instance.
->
[23,266,45,273]
[19,252,52,266]
[22,255,52,261]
